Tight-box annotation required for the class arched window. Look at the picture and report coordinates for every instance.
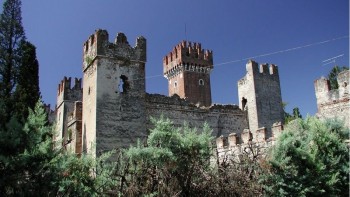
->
[199,79,204,86]
[174,81,178,88]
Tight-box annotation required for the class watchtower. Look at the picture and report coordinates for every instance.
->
[238,60,284,140]
[163,41,213,106]
[82,29,147,157]
[56,77,82,146]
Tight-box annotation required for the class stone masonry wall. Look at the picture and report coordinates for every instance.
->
[238,60,284,139]
[314,70,349,128]
[82,30,147,156]
[145,94,248,138]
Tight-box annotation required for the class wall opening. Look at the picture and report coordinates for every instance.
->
[199,79,204,86]
[118,75,130,93]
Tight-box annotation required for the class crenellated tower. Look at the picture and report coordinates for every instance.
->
[163,41,213,106]
[314,70,349,127]
[56,77,82,148]
[238,60,284,140]
[82,29,147,157]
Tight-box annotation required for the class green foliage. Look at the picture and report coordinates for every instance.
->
[283,104,303,124]
[261,117,349,196]
[123,116,214,196]
[0,0,26,124]
[0,101,117,196]
[328,65,349,90]
[0,101,56,195]
[52,151,117,196]
[13,40,40,121]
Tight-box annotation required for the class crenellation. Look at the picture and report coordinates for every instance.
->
[83,29,146,71]
[269,64,278,75]
[259,64,269,74]
[314,70,350,128]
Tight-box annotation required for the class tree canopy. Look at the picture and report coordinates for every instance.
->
[261,117,349,196]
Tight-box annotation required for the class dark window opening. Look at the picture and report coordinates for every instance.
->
[119,75,130,93]
[242,97,248,110]
[199,79,204,86]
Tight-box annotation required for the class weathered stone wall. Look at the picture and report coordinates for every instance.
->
[238,60,284,139]
[215,122,283,163]
[67,101,82,154]
[145,94,248,138]
[55,77,82,145]
[82,30,147,156]
[314,70,350,128]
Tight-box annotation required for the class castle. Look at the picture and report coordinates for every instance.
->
[55,29,287,157]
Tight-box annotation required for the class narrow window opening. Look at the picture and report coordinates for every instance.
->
[242,97,248,110]
[199,79,204,86]
[119,75,130,93]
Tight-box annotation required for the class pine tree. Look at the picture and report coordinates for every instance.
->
[261,117,349,196]
[0,0,25,125]
[0,101,116,195]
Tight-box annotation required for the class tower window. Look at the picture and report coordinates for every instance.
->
[119,75,130,93]
[174,81,178,88]
[199,79,204,86]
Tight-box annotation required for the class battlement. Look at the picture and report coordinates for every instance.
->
[314,70,349,106]
[57,77,83,105]
[146,93,242,114]
[216,121,283,149]
[57,77,82,96]
[83,29,146,71]
[245,60,278,76]
[163,41,213,78]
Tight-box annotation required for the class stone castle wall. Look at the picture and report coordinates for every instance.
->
[314,70,350,128]
[238,60,284,139]
[145,94,248,138]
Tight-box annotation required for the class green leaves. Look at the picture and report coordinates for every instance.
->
[262,117,349,196]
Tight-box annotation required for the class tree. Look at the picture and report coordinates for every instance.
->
[13,40,40,121]
[283,102,302,124]
[122,117,214,196]
[328,65,349,90]
[261,117,349,196]
[0,101,116,196]
[0,0,26,124]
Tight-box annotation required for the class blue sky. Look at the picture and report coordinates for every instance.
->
[11,0,349,116]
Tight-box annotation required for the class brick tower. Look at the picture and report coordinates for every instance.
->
[163,41,213,106]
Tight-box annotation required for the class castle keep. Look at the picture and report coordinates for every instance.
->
[55,29,285,157]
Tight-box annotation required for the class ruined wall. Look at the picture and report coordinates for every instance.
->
[55,77,82,145]
[145,94,248,138]
[215,122,283,162]
[238,60,284,139]
[315,70,350,128]
[82,30,147,156]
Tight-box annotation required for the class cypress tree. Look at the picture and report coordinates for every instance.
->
[0,0,25,126]
[13,40,40,121]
